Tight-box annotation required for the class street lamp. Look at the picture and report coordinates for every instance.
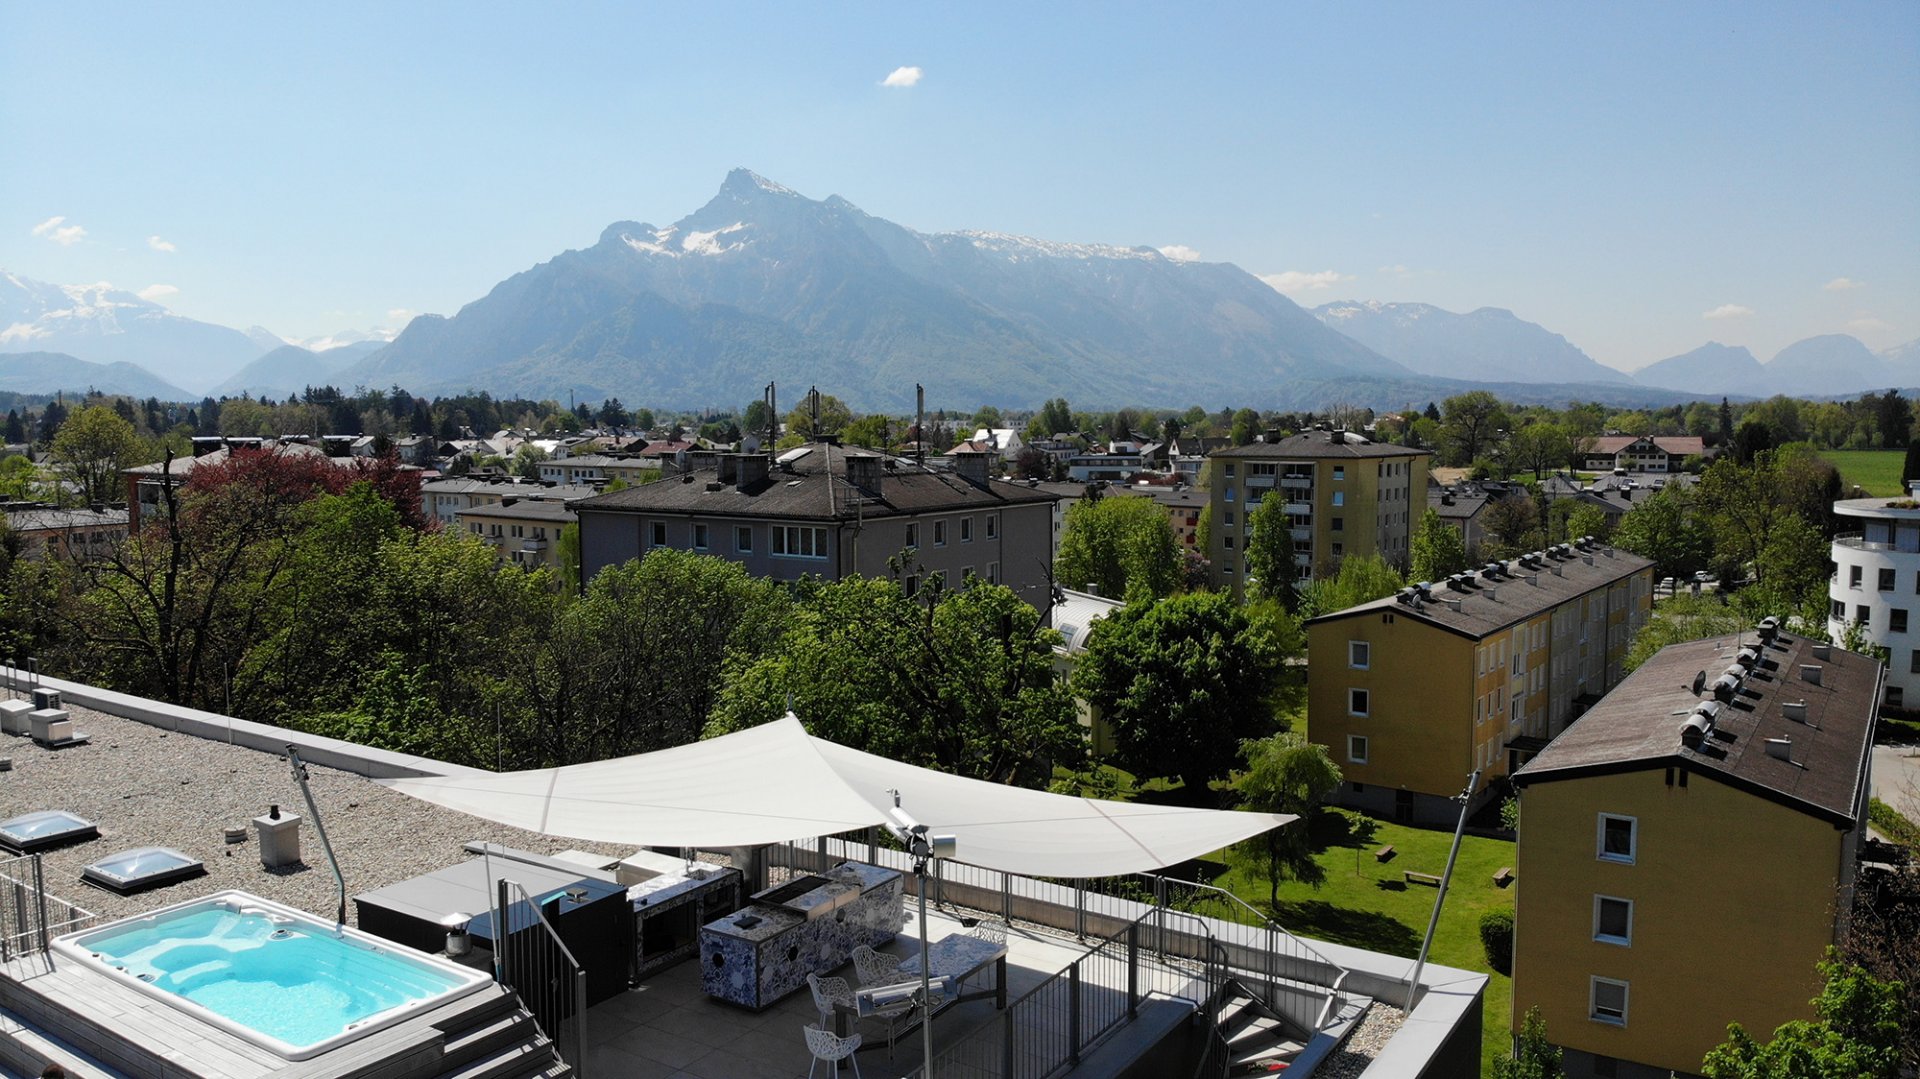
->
[886,791,957,1077]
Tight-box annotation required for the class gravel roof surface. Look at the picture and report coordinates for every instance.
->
[1317,1003,1402,1079]
[0,703,631,927]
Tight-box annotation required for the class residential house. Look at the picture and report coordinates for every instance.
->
[421,478,596,529]
[1049,587,1125,755]
[1510,626,1877,1079]
[2,502,129,561]
[121,444,422,531]
[1828,488,1920,709]
[573,443,1060,610]
[1304,537,1655,824]
[457,497,575,573]
[1208,430,1431,595]
[1065,448,1145,483]
[968,428,1026,461]
[632,438,699,473]
[1578,435,1708,474]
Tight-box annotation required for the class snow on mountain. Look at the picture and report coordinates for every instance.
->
[0,270,265,392]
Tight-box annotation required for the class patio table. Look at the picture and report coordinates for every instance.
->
[900,933,1009,1010]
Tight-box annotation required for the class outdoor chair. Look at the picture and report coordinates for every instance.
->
[824,962,918,1059]
[802,1024,863,1079]
[807,972,855,1030]
[968,918,1008,945]
[852,944,914,988]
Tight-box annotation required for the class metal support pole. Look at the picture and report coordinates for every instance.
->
[31,854,49,955]
[1068,962,1083,1064]
[572,966,587,1076]
[1405,770,1480,1012]
[1001,870,1011,924]
[1126,923,1139,1019]
[494,878,510,984]
[918,862,935,1079]
[286,745,347,923]
[1074,879,1086,940]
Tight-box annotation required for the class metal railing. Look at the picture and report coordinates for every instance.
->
[493,878,586,1076]
[0,853,96,961]
[911,908,1227,1079]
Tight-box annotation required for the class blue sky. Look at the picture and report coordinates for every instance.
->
[3,2,1915,373]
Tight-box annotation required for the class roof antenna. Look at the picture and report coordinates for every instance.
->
[764,381,777,455]
[916,383,926,469]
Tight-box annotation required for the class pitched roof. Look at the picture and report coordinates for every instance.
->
[1305,540,1654,640]
[1585,435,1709,456]
[1211,431,1431,460]
[572,443,1058,522]
[1513,630,1879,826]
[457,499,576,523]
[5,505,129,531]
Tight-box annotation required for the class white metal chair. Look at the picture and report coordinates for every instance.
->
[802,1024,863,1079]
[807,972,855,1030]
[968,919,1008,945]
[852,944,914,988]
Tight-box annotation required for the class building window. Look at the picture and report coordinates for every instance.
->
[1331,542,1343,557]
[1225,486,1236,502]
[904,575,919,596]
[1594,896,1633,945]
[906,523,919,548]
[960,517,973,543]
[1225,510,1236,527]
[1224,536,1235,550]
[1597,814,1636,864]
[772,525,827,558]
[693,523,709,550]
[650,522,667,547]
[1850,565,1862,588]
[1347,735,1368,764]
[736,526,753,553]
[1858,604,1871,625]
[1349,689,1369,716]
[1590,977,1629,1026]
[986,561,1000,585]
[1881,568,1897,592]
[1910,649,1920,674]
[1331,517,1344,532]
[1895,609,1910,633]
[1832,599,1847,621]
[934,521,948,547]
[1332,491,1345,507]
[986,515,998,539]
[1332,466,1345,481]
[1349,641,1370,669]
[1225,463,1236,479]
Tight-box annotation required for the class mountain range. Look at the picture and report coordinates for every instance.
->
[2,171,1915,409]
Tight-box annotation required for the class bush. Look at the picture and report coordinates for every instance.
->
[1480,909,1514,974]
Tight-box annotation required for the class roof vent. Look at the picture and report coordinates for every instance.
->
[1799,664,1823,686]
[1486,586,1498,602]
[704,481,724,492]
[1417,582,1436,602]
[1756,617,1780,643]
[1811,642,1831,661]
[1712,671,1743,702]
[1735,645,1761,669]
[1783,700,1808,723]
[1764,737,1793,763]
[1551,562,1564,577]
[1442,597,1463,612]
[1525,574,1539,586]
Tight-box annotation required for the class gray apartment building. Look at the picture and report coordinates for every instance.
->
[573,443,1060,609]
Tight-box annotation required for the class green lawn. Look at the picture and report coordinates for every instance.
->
[1210,809,1516,1075]
[1817,448,1906,497]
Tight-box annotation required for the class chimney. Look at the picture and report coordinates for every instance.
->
[844,453,883,494]
[716,455,738,485]
[500,496,518,507]
[952,450,992,486]
[735,453,770,490]
[1764,737,1793,763]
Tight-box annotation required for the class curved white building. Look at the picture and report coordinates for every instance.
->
[1829,494,1920,707]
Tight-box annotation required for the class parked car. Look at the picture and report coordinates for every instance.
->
[1694,570,1713,583]
[1660,577,1676,593]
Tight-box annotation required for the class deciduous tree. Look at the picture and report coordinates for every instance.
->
[1055,495,1181,601]
[1410,508,1469,583]
[1231,731,1340,906]
[50,404,144,506]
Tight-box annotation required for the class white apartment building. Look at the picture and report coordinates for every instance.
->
[1829,486,1920,708]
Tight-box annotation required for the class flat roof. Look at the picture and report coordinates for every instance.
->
[1514,630,1879,826]
[1212,431,1431,461]
[457,500,575,523]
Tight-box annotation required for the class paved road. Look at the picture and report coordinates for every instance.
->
[1871,743,1920,825]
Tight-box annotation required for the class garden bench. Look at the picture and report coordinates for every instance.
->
[1374,845,1396,862]
[1493,867,1514,887]
[1404,870,1441,886]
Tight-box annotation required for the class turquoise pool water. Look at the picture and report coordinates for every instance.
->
[59,892,487,1059]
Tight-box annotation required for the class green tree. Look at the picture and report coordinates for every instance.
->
[973,405,1003,431]
[0,455,40,501]
[1230,731,1340,906]
[1702,952,1906,1079]
[1493,1007,1563,1079]
[1073,591,1285,800]
[511,444,548,479]
[1299,553,1406,618]
[50,404,145,506]
[1055,495,1181,601]
[1230,408,1260,446]
[1614,486,1711,580]
[709,574,1081,785]
[843,413,892,450]
[1410,508,1469,583]
[556,521,582,592]
[1564,502,1611,542]
[1244,491,1299,608]
[786,391,854,442]
[1623,592,1747,671]
[1441,391,1509,466]
[1509,422,1566,479]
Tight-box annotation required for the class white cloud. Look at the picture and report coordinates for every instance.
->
[1259,269,1356,296]
[30,216,86,246]
[881,66,923,88]
[136,283,178,301]
[1822,276,1863,292]
[384,308,417,326]
[1848,316,1891,333]
[1157,245,1202,263]
[1702,303,1753,320]
[148,235,177,253]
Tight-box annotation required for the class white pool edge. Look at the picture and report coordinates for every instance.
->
[51,889,492,1062]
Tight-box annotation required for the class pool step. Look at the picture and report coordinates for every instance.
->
[434,1034,566,1079]
[429,988,568,1079]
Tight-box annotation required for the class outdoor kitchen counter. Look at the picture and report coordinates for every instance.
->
[699,861,904,1009]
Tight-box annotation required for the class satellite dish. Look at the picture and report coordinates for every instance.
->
[1690,670,1707,695]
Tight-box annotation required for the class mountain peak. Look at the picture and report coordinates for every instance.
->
[720,168,803,200]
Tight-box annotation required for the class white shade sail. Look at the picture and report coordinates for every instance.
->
[379,715,1293,878]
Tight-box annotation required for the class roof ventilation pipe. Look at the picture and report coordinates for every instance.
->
[1764,737,1793,763]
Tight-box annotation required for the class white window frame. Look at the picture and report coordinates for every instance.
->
[772,525,828,559]
[934,520,948,547]
[1347,735,1368,764]
[1597,813,1637,865]
[649,522,666,548]
[1589,976,1629,1026]
[960,517,973,543]
[986,561,1000,585]
[1593,895,1633,946]
[985,514,998,539]
[1348,641,1370,669]
[1348,688,1369,717]
[693,523,709,551]
[1332,491,1344,507]
[736,526,753,553]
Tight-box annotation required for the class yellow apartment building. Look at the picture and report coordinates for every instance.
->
[1509,625,1878,1079]
[1305,537,1653,824]
[1207,430,1430,595]
[456,496,575,574]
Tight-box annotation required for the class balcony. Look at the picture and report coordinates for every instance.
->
[1279,477,1312,490]
[1285,502,1312,516]
[1833,532,1915,554]
[1290,527,1311,542]
[521,539,548,552]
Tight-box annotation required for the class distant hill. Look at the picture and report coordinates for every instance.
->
[211,343,373,399]
[337,168,1413,410]
[1632,343,1765,396]
[0,351,192,400]
[1765,334,1889,397]
[1633,336,1905,398]
[1312,301,1631,385]
[0,271,266,392]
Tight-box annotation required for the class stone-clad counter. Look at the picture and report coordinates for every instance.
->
[700,861,903,1009]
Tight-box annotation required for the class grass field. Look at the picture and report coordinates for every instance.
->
[1211,809,1516,1075]
[1817,448,1906,496]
